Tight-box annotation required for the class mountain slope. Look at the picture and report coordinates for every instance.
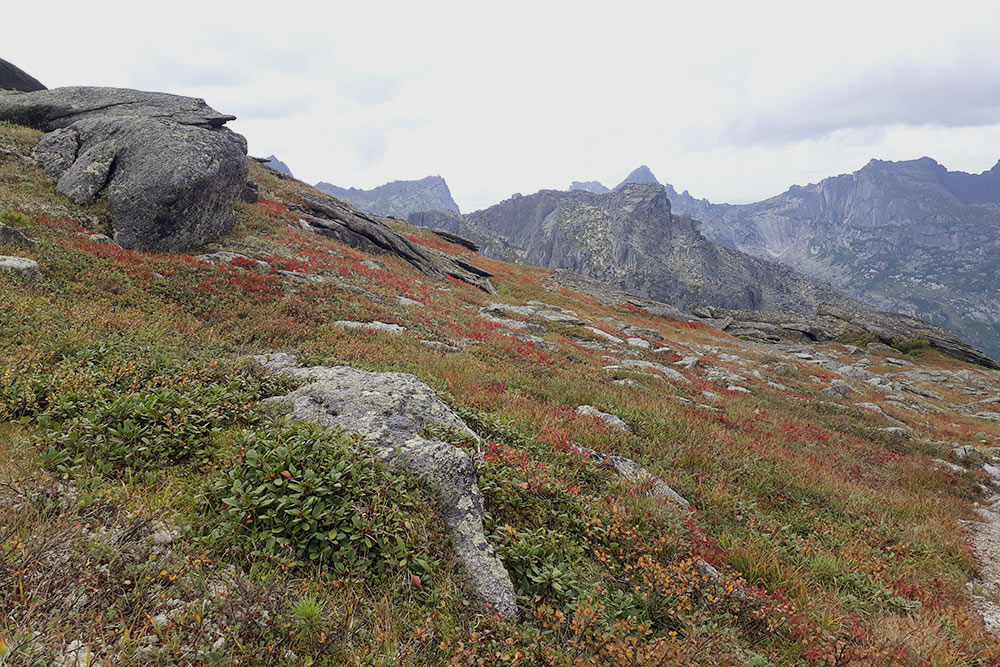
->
[663,158,1000,360]
[4,119,1000,662]
[315,175,460,218]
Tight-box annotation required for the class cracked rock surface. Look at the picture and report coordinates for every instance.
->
[254,354,516,617]
[0,87,249,252]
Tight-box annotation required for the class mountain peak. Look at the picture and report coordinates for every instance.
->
[569,180,609,194]
[261,155,292,177]
[616,165,660,188]
[314,175,460,218]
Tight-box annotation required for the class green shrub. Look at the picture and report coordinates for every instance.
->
[38,381,264,474]
[835,331,878,346]
[203,419,439,581]
[891,336,930,354]
[495,525,584,603]
[0,208,30,226]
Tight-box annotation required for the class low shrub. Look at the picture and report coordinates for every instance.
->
[37,378,268,475]
[891,336,930,354]
[0,208,30,226]
[202,419,440,583]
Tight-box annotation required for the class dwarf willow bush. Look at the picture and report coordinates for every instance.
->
[203,419,439,583]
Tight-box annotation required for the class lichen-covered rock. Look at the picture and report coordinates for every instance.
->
[334,320,405,334]
[0,255,41,280]
[0,87,249,252]
[574,445,689,510]
[0,223,35,247]
[254,357,516,617]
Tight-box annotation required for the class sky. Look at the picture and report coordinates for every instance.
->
[5,0,1000,212]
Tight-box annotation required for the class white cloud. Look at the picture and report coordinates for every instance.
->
[4,0,1000,211]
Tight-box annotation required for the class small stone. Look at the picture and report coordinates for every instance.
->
[420,340,460,353]
[362,259,388,271]
[0,255,42,280]
[726,385,751,394]
[334,320,404,334]
[626,337,650,349]
[397,296,423,307]
[576,405,631,433]
[674,355,700,369]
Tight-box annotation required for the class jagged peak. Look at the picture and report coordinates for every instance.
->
[616,165,660,188]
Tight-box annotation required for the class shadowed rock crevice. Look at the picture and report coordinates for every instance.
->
[254,354,516,617]
[0,87,250,252]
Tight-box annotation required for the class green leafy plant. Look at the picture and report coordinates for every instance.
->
[37,378,268,475]
[203,419,439,582]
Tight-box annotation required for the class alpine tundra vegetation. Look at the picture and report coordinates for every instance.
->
[2,73,1000,667]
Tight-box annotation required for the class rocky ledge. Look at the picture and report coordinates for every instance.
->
[0,87,251,252]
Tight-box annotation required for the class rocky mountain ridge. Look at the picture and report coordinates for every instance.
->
[407,182,998,368]
[623,159,1000,361]
[315,174,460,219]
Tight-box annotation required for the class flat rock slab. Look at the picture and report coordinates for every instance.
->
[610,358,688,383]
[535,309,585,325]
[255,356,516,617]
[334,320,405,334]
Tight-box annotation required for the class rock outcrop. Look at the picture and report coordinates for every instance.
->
[0,255,41,280]
[0,57,45,92]
[689,304,999,369]
[664,157,1000,361]
[255,355,517,617]
[293,193,495,293]
[411,183,857,314]
[0,87,249,252]
[316,175,460,219]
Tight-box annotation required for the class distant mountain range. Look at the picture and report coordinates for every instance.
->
[652,159,1000,361]
[545,161,999,360]
[315,175,459,219]
[410,183,856,313]
[315,157,999,361]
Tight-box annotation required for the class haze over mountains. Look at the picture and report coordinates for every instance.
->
[654,160,1000,361]
[315,175,460,219]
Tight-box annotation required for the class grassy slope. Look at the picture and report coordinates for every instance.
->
[2,121,1000,664]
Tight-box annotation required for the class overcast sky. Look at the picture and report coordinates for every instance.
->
[6,0,1000,211]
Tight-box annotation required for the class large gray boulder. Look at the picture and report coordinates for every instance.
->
[0,57,45,92]
[0,87,249,252]
[255,355,516,617]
